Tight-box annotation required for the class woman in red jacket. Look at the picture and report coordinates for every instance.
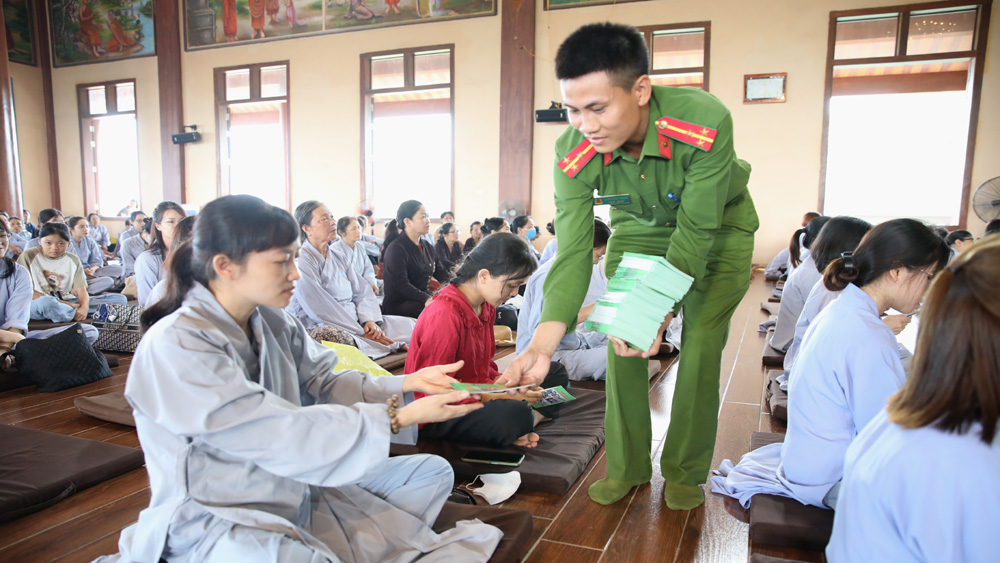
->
[405,233,570,448]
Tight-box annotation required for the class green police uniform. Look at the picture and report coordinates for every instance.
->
[541,85,759,508]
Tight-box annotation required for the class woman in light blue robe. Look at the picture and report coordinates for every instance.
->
[66,216,123,294]
[102,195,497,563]
[135,201,186,307]
[331,215,380,294]
[827,236,1000,563]
[712,219,949,509]
[290,202,414,359]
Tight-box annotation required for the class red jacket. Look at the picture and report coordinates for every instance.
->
[405,284,499,405]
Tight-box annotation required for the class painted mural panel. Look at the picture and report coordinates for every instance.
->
[185,0,495,50]
[4,0,36,65]
[544,0,647,10]
[48,0,156,67]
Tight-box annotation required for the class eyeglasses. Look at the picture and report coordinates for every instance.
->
[159,219,179,226]
[916,267,935,281]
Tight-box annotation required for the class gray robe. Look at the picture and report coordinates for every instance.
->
[288,241,414,359]
[105,283,501,562]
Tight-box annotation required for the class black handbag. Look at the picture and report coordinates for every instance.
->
[0,324,112,393]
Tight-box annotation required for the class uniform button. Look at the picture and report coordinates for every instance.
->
[640,174,647,180]
[661,141,668,148]
[651,205,657,210]
[665,222,674,227]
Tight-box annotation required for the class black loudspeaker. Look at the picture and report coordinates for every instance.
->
[171,131,202,144]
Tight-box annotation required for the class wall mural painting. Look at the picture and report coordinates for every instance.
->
[48,0,156,67]
[4,0,36,65]
[544,0,647,10]
[185,0,495,50]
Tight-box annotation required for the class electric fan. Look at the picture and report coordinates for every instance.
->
[498,199,527,223]
[972,177,1000,223]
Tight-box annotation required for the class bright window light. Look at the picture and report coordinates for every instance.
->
[95,114,140,215]
[370,113,452,216]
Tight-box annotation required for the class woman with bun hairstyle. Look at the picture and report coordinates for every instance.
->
[768,215,830,352]
[479,217,510,238]
[827,235,1000,562]
[380,200,452,319]
[712,218,949,509]
[115,195,499,561]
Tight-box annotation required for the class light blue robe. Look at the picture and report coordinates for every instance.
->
[827,411,1000,562]
[120,234,147,278]
[68,235,123,294]
[102,283,501,562]
[0,261,32,333]
[331,238,379,291]
[769,255,819,353]
[135,249,164,307]
[288,242,413,359]
[712,283,905,508]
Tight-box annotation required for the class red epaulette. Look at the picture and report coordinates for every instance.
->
[654,116,718,152]
[558,140,599,178]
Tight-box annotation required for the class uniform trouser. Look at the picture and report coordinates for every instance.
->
[602,218,754,487]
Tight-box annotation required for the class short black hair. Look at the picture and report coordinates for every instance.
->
[986,219,1000,236]
[130,210,146,222]
[946,230,973,246]
[87,212,99,221]
[38,208,63,223]
[39,222,71,242]
[440,211,454,219]
[511,215,532,232]
[555,22,649,90]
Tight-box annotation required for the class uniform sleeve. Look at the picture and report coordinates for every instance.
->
[383,242,432,304]
[1,266,33,332]
[664,112,736,289]
[540,154,595,333]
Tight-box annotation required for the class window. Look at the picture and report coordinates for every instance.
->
[638,23,711,90]
[214,62,291,210]
[361,46,454,219]
[821,2,990,227]
[77,80,141,217]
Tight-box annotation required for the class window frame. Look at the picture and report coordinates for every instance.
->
[76,79,139,219]
[213,61,292,211]
[360,45,456,221]
[819,0,992,229]
[637,22,712,91]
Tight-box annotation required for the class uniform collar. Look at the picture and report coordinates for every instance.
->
[604,86,670,166]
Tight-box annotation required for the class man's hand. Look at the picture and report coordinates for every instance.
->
[497,348,551,389]
[609,313,675,359]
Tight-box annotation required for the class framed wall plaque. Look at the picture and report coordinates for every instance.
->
[744,73,786,104]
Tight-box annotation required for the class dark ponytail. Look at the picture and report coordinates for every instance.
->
[810,216,873,273]
[824,218,951,292]
[141,195,298,331]
[789,216,830,268]
[382,200,423,256]
[451,232,537,287]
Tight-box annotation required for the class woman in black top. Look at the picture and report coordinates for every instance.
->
[434,222,463,273]
[381,200,451,318]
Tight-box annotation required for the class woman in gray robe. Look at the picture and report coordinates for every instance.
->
[102,195,498,562]
[290,201,414,359]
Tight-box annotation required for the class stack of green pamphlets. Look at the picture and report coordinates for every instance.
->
[585,253,693,351]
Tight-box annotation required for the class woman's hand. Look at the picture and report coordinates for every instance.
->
[396,391,483,426]
[609,313,674,359]
[883,314,911,335]
[402,360,464,395]
[73,307,88,322]
[363,321,383,340]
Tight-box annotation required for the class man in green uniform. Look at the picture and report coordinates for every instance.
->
[500,22,758,510]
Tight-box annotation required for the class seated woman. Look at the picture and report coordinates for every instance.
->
[463,221,482,253]
[120,218,152,279]
[331,216,380,295]
[135,201,185,307]
[945,229,974,259]
[289,201,415,359]
[66,216,124,294]
[407,232,569,448]
[768,215,829,352]
[17,223,127,323]
[828,236,1000,562]
[518,219,611,381]
[480,217,510,238]
[539,221,558,265]
[511,215,541,261]
[712,219,948,509]
[109,194,499,561]
[381,200,451,319]
[434,222,463,273]
[144,216,196,309]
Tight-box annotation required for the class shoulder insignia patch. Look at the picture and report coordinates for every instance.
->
[558,140,599,178]
[655,116,717,152]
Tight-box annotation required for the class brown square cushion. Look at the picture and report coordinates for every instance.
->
[764,273,781,282]
[747,432,834,551]
[767,295,781,303]
[760,302,780,316]
[766,371,788,423]
[75,391,136,427]
[0,424,145,523]
[375,351,407,371]
[433,502,534,562]
[762,342,785,367]
[391,387,606,494]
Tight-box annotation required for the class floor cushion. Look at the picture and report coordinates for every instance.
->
[0,424,145,523]
[433,502,534,562]
[375,351,407,371]
[767,371,788,422]
[762,342,785,367]
[75,391,136,427]
[747,432,834,552]
[391,387,606,494]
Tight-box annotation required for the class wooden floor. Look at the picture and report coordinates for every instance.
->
[0,273,826,562]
